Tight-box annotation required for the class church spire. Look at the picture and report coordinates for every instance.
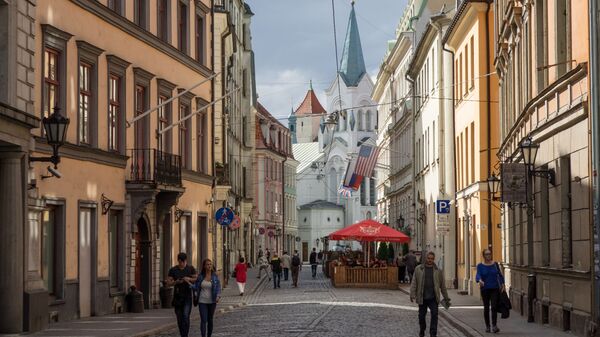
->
[339,1,366,87]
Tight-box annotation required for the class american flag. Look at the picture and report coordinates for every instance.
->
[354,144,380,177]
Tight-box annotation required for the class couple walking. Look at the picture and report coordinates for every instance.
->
[167,253,221,337]
[410,249,506,337]
[257,250,302,288]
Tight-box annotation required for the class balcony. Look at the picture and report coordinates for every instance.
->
[127,149,182,186]
[214,0,228,12]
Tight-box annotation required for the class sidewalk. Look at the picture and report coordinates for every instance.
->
[29,267,266,337]
[399,284,575,337]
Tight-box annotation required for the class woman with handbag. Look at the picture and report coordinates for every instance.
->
[234,257,248,296]
[476,249,505,333]
[194,259,221,337]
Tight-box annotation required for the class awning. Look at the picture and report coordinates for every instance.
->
[328,219,410,243]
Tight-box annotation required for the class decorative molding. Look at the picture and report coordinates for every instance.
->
[133,67,154,84]
[157,78,177,93]
[106,54,130,74]
[177,88,195,102]
[41,24,73,47]
[70,0,213,77]
[76,40,104,60]
[181,169,214,185]
[35,137,128,168]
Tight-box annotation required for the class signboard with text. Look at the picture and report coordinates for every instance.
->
[501,163,527,203]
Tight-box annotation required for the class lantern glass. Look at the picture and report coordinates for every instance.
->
[520,137,539,166]
[488,175,501,195]
[43,107,70,146]
[324,114,337,133]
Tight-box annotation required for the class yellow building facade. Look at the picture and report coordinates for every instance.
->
[443,1,501,294]
[25,0,214,331]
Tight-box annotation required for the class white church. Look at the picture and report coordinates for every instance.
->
[290,3,378,259]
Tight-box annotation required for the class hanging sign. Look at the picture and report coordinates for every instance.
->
[215,207,234,226]
[228,215,241,230]
[258,227,266,235]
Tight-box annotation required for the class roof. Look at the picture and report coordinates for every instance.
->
[243,3,254,16]
[442,0,491,46]
[292,142,323,173]
[339,2,367,87]
[294,89,326,116]
[298,200,345,210]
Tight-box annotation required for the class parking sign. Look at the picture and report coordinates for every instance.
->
[436,200,450,214]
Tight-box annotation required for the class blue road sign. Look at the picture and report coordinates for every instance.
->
[215,207,234,226]
[436,200,451,214]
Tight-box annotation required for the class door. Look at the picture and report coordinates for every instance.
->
[135,217,151,309]
[302,242,308,262]
[198,216,208,266]
[79,208,92,317]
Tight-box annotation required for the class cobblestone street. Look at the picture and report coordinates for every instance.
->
[154,266,465,337]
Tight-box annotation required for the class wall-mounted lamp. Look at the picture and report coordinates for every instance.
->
[101,193,114,215]
[174,207,184,222]
[30,106,70,174]
[519,136,556,185]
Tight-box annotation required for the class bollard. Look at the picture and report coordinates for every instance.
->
[126,286,145,313]
[159,281,173,309]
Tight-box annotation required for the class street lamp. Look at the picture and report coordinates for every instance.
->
[487,174,501,200]
[519,136,556,185]
[323,112,338,133]
[30,106,70,170]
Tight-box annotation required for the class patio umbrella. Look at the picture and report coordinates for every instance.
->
[328,219,410,267]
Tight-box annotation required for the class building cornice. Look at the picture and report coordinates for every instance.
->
[70,0,214,77]
[34,138,128,168]
[182,169,214,186]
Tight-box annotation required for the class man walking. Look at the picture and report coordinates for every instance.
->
[309,248,318,278]
[166,253,197,337]
[405,250,417,283]
[257,253,271,280]
[291,250,301,287]
[270,253,282,289]
[410,251,450,337]
[281,251,291,281]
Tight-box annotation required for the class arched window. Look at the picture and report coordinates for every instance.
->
[365,110,372,131]
[328,168,337,202]
[366,211,372,220]
[358,110,364,131]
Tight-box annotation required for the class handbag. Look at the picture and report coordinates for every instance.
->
[232,269,237,278]
[192,289,199,307]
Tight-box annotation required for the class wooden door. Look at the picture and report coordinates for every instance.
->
[302,242,308,262]
[134,231,142,290]
[79,209,92,317]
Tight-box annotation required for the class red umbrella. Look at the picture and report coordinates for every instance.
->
[328,219,410,243]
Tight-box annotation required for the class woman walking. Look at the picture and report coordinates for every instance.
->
[234,257,248,296]
[476,249,505,333]
[194,259,221,337]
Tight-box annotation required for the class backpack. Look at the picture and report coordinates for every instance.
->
[292,255,301,267]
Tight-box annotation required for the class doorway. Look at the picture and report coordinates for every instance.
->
[302,242,308,262]
[198,216,208,266]
[79,207,96,318]
[135,216,151,309]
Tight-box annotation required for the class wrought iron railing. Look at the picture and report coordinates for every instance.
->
[128,149,182,186]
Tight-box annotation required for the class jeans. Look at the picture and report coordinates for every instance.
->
[291,266,300,286]
[174,298,192,337]
[283,268,289,280]
[311,264,317,277]
[399,266,406,282]
[481,288,500,327]
[198,303,217,337]
[418,298,439,337]
[273,271,281,288]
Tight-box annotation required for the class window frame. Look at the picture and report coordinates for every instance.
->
[195,6,206,64]
[157,79,176,154]
[107,0,124,15]
[134,0,149,30]
[133,67,154,150]
[178,0,190,53]
[195,97,208,173]
[41,198,66,301]
[108,208,125,293]
[157,0,171,43]
[106,55,129,154]
[178,89,194,170]
[76,41,103,147]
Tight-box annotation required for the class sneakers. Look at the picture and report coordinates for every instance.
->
[485,327,491,333]
[492,326,500,333]
[240,293,243,296]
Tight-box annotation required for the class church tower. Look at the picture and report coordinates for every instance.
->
[288,106,297,144]
[292,81,327,143]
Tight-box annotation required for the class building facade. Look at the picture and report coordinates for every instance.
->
[494,0,594,335]
[373,1,415,252]
[406,1,456,286]
[213,0,256,279]
[254,103,293,254]
[443,0,501,295]
[10,0,215,332]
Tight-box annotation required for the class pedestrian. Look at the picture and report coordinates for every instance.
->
[234,257,247,296]
[405,250,417,283]
[410,251,450,337]
[281,251,291,281]
[166,253,197,337]
[309,248,318,278]
[394,252,406,283]
[193,259,221,337]
[317,249,324,264]
[270,253,282,288]
[257,245,264,263]
[265,248,271,261]
[291,250,301,287]
[257,254,271,280]
[476,249,505,333]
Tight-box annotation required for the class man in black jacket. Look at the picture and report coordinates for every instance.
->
[309,248,318,278]
[270,253,282,289]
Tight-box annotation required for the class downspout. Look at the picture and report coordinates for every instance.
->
[589,0,600,331]
[406,73,417,251]
[442,39,457,290]
[210,0,217,271]
[485,1,493,255]
[282,155,287,253]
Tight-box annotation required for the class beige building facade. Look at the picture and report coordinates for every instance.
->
[494,0,595,335]
[11,0,215,332]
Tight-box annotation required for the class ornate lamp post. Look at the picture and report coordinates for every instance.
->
[30,107,70,177]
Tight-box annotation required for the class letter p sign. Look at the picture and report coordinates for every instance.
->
[436,200,450,214]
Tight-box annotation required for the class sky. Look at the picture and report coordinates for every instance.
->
[246,0,408,124]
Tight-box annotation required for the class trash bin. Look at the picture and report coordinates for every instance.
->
[159,281,173,308]
[126,285,144,313]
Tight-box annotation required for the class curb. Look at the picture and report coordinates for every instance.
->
[397,287,481,337]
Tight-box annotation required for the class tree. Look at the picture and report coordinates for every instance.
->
[377,242,388,260]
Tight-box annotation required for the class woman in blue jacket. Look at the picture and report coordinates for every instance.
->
[194,259,221,337]
[476,249,505,333]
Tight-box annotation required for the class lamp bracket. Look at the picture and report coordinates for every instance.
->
[531,168,556,186]
[174,207,185,222]
[101,193,114,215]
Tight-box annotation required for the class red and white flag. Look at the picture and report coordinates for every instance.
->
[354,144,380,177]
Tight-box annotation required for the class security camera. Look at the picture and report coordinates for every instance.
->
[45,166,62,179]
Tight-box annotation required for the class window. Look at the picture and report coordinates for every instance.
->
[107,0,123,15]
[109,210,124,291]
[78,62,92,144]
[540,165,550,266]
[179,102,191,169]
[465,44,469,95]
[107,55,129,154]
[134,0,148,29]
[157,0,170,42]
[178,0,189,53]
[365,110,372,131]
[196,101,207,173]
[195,11,205,64]
[43,48,60,122]
[133,67,153,151]
[158,95,171,152]
[108,75,120,152]
[358,110,364,131]
[560,156,572,268]
[41,207,57,295]
[470,122,475,184]
[555,0,571,77]
[179,215,192,258]
[535,1,548,92]
[470,36,475,89]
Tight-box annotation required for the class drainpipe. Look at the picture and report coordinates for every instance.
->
[282,156,287,253]
[441,41,457,289]
[405,72,416,251]
[589,0,600,332]
[485,1,493,256]
[210,0,218,270]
